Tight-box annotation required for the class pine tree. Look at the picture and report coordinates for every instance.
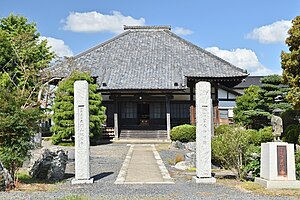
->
[234,75,292,129]
[51,71,106,144]
[259,75,292,112]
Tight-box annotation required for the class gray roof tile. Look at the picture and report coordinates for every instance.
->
[47,26,248,90]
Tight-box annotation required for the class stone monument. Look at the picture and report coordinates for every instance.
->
[72,80,94,184]
[255,113,300,188]
[193,81,216,184]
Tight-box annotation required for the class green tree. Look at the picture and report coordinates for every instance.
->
[259,75,292,112]
[234,85,270,129]
[281,16,300,109]
[0,14,54,181]
[51,71,106,144]
[234,75,292,129]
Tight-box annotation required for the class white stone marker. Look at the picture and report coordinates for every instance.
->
[193,82,216,184]
[72,80,94,184]
[255,142,300,188]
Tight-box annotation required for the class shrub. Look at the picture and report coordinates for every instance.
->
[214,124,233,136]
[282,124,300,144]
[242,145,261,178]
[212,125,249,178]
[170,124,196,142]
[51,71,106,144]
[257,126,273,143]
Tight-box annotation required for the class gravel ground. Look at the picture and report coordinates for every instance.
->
[0,142,297,200]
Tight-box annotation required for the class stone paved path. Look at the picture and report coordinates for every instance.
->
[115,144,174,184]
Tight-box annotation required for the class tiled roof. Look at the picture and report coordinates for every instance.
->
[234,76,264,89]
[46,26,248,90]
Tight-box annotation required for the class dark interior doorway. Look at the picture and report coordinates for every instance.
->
[137,102,150,126]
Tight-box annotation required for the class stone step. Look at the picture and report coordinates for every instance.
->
[120,130,167,139]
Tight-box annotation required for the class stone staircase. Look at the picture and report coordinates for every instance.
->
[120,130,168,139]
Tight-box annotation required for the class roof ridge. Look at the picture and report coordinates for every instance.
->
[74,30,132,59]
[164,30,248,75]
[124,25,171,31]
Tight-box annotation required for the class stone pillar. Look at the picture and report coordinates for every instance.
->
[72,80,94,184]
[114,113,119,139]
[255,142,300,188]
[193,81,216,184]
[166,96,171,140]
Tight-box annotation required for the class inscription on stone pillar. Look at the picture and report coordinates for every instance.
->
[277,145,287,177]
[78,105,85,148]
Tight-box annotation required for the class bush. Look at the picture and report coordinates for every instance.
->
[257,126,273,143]
[51,71,106,145]
[242,145,261,178]
[214,124,233,136]
[170,124,196,142]
[282,124,300,144]
[246,126,273,146]
[212,125,273,179]
[281,110,300,132]
[212,125,249,178]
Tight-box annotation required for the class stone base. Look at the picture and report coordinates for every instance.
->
[71,178,94,185]
[255,177,300,189]
[192,176,216,184]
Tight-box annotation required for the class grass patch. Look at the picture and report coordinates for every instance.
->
[56,141,75,146]
[218,179,300,198]
[240,181,300,198]
[167,158,175,165]
[187,167,196,172]
[13,170,60,192]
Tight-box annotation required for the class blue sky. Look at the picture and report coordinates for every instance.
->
[1,0,299,75]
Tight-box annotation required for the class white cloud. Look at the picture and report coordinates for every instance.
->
[40,36,73,57]
[62,11,145,34]
[206,47,273,75]
[173,27,193,35]
[246,20,292,44]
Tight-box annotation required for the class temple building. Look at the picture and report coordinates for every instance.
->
[47,26,248,138]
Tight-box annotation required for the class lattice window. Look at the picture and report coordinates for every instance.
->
[122,102,137,119]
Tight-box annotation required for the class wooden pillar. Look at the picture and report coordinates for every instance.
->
[190,85,196,125]
[213,83,220,125]
[114,98,119,139]
[166,96,171,140]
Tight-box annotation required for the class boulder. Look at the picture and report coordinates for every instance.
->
[174,161,194,171]
[171,141,185,149]
[184,152,196,166]
[29,148,68,181]
[0,161,14,191]
[185,142,196,152]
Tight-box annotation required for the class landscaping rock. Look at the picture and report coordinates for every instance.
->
[184,152,196,166]
[0,161,14,191]
[29,148,68,181]
[184,142,196,152]
[174,161,194,171]
[171,141,185,149]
